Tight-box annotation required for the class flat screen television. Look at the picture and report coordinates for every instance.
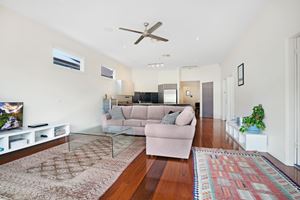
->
[0,102,23,131]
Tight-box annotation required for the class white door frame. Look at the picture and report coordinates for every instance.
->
[285,35,300,166]
[296,37,300,165]
[222,79,227,120]
[295,36,300,165]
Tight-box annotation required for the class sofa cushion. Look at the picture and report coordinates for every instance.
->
[161,111,181,124]
[109,107,125,120]
[106,119,123,126]
[121,106,133,119]
[131,127,145,136]
[145,123,195,139]
[175,107,195,126]
[141,119,161,127]
[130,106,148,119]
[124,119,143,127]
[164,106,185,115]
[147,106,165,120]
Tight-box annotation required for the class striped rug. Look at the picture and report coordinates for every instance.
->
[193,147,300,200]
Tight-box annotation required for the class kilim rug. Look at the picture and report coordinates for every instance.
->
[193,147,300,200]
[0,135,145,200]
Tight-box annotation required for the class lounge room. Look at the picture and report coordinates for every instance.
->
[0,0,300,199]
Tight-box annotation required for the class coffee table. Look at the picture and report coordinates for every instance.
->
[70,125,134,158]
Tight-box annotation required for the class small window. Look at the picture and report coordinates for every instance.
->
[101,66,115,79]
[53,48,83,71]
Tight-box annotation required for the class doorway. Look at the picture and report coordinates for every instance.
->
[179,81,200,116]
[202,82,214,118]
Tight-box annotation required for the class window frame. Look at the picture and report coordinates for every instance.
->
[52,48,84,72]
[101,65,116,80]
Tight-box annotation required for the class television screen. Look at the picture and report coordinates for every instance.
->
[0,102,23,131]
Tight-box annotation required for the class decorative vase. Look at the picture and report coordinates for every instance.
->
[238,117,243,126]
[247,125,261,134]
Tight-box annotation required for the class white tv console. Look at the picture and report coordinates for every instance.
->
[225,121,268,152]
[0,123,70,155]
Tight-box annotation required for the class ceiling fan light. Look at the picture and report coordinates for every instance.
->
[147,63,164,68]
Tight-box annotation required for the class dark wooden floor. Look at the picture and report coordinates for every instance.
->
[1,118,300,199]
[100,118,300,200]
[99,118,240,200]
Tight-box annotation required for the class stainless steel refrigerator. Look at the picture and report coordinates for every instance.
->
[163,89,177,104]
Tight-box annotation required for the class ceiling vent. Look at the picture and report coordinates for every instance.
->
[181,65,199,69]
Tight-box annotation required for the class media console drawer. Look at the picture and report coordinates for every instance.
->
[10,139,28,149]
[0,123,70,155]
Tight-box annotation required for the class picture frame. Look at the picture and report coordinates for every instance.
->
[186,90,191,96]
[237,63,244,86]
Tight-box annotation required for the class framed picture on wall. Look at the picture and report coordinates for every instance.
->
[186,90,191,96]
[238,63,244,86]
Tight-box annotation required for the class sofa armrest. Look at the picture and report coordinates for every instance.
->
[145,123,195,139]
[104,113,111,120]
[101,113,111,127]
[191,117,197,126]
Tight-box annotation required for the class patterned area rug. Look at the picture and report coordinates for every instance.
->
[193,148,300,200]
[0,135,145,200]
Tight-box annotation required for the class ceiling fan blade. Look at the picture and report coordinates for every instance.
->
[148,34,169,42]
[134,35,145,45]
[119,27,143,34]
[147,22,162,34]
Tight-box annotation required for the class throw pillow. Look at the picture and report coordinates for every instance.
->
[109,107,125,120]
[161,111,181,124]
[175,106,194,126]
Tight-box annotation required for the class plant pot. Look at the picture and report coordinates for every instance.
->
[247,125,261,134]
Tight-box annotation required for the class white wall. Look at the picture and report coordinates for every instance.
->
[221,0,300,165]
[180,64,222,119]
[132,68,179,92]
[0,6,132,131]
[132,65,221,119]
[157,69,179,85]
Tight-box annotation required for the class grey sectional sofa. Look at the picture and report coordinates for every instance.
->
[101,105,196,159]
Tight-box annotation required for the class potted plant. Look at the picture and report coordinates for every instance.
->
[239,104,266,133]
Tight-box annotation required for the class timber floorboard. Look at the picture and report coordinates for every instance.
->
[101,118,300,199]
[1,118,299,200]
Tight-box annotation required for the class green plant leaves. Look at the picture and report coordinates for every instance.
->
[239,104,266,133]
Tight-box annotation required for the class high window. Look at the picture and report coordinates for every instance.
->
[53,49,84,71]
[101,66,115,79]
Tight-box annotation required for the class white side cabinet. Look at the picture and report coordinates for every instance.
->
[225,121,268,152]
[0,123,70,155]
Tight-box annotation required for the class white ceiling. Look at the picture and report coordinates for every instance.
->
[0,0,268,69]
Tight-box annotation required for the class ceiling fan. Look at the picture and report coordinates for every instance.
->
[119,22,169,45]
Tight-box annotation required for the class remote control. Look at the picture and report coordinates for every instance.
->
[28,123,48,128]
